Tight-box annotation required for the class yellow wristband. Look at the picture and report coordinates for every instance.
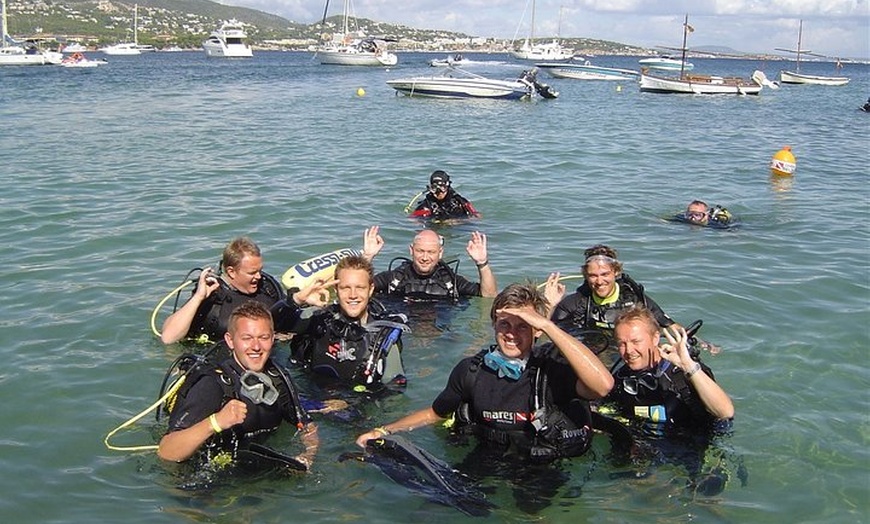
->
[208,414,222,434]
[373,426,391,437]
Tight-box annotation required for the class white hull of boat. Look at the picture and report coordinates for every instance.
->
[0,49,62,66]
[779,70,849,86]
[202,21,252,58]
[638,57,694,71]
[387,77,531,100]
[203,39,252,58]
[510,40,573,61]
[640,71,763,95]
[537,62,638,81]
[101,43,140,55]
[318,47,397,66]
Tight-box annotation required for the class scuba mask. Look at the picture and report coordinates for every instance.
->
[239,370,279,406]
[483,349,526,381]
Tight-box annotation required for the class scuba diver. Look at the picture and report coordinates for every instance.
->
[680,200,734,228]
[409,170,481,221]
[355,283,613,510]
[601,306,736,496]
[362,226,497,300]
[161,237,285,345]
[270,254,409,394]
[158,301,319,472]
[518,67,559,99]
[545,244,680,359]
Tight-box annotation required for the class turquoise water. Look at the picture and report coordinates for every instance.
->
[1,52,868,523]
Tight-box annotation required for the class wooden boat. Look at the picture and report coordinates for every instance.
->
[776,20,850,86]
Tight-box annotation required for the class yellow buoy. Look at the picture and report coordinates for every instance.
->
[616,85,622,92]
[356,87,366,97]
[770,146,796,176]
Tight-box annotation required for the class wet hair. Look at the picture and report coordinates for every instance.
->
[614,306,659,336]
[687,200,709,212]
[222,237,262,269]
[335,254,374,283]
[228,301,274,334]
[490,282,549,322]
[582,244,623,276]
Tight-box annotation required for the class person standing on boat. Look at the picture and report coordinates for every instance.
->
[362,226,497,300]
[410,170,480,221]
[160,237,286,345]
[158,301,319,470]
[544,244,680,358]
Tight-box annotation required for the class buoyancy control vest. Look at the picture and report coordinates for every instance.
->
[188,271,284,343]
[608,358,713,431]
[161,353,308,460]
[416,191,475,220]
[289,300,409,390]
[455,345,593,462]
[384,258,462,300]
[575,273,647,331]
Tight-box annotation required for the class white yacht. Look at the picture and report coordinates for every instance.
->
[202,20,253,58]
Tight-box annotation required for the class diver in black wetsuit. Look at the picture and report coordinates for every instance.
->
[409,170,480,221]
[362,226,497,300]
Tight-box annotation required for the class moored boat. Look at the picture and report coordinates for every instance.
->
[638,55,694,71]
[1,0,62,66]
[776,20,850,86]
[60,52,107,68]
[387,67,557,100]
[640,70,766,95]
[510,0,573,61]
[202,20,253,58]
[537,61,638,81]
[316,0,397,66]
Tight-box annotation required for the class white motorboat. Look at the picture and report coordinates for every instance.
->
[537,61,638,81]
[776,20,849,86]
[638,55,694,71]
[62,42,88,53]
[0,0,62,66]
[429,53,473,67]
[202,20,253,58]
[316,0,397,66]
[510,1,573,61]
[387,67,557,100]
[60,52,107,68]
[100,4,145,56]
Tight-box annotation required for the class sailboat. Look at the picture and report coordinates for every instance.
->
[0,0,62,66]
[639,15,771,95]
[776,20,849,86]
[316,0,397,66]
[510,0,574,61]
[101,4,154,55]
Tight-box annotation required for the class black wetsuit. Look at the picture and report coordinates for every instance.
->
[551,273,675,334]
[165,357,309,460]
[606,359,719,434]
[411,190,478,221]
[187,272,284,343]
[373,259,480,300]
[433,345,593,462]
[271,300,408,391]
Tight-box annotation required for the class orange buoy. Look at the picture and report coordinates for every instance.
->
[770,146,796,176]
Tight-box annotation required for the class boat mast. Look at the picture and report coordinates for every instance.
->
[795,19,803,73]
[342,0,349,36]
[530,0,536,44]
[1,0,9,49]
[133,4,138,46]
[679,14,689,79]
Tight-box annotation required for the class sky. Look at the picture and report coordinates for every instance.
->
[220,0,870,59]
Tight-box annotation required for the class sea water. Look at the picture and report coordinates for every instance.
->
[0,52,867,523]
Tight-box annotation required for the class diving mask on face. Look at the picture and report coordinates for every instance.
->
[483,349,526,381]
[239,370,279,406]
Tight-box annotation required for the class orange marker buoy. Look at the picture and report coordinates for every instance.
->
[770,146,796,176]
